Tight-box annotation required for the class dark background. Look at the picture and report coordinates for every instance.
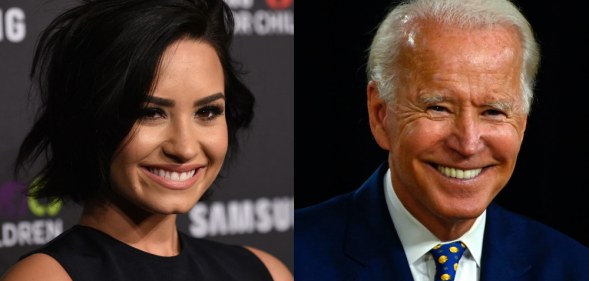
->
[295,0,589,247]
[0,0,293,274]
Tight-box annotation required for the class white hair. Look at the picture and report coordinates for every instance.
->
[367,0,539,113]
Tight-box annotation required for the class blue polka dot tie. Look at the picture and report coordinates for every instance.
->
[429,241,466,281]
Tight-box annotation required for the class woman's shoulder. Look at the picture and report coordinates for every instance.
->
[244,246,293,281]
[0,253,71,281]
[179,232,293,281]
[0,226,89,281]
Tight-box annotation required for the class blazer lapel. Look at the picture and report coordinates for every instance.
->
[343,163,414,280]
[480,204,531,281]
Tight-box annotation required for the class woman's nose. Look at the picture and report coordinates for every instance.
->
[162,120,200,163]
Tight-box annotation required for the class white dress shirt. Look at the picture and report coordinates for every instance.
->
[383,168,486,281]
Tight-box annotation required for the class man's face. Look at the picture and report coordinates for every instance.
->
[369,22,527,231]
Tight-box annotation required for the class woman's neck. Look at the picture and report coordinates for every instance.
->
[78,200,180,257]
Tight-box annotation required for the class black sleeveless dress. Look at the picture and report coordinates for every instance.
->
[20,225,274,280]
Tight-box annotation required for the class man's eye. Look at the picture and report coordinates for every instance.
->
[484,109,505,116]
[428,105,447,112]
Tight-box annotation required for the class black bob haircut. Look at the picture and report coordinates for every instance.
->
[15,0,255,204]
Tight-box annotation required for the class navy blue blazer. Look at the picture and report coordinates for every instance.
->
[295,163,589,280]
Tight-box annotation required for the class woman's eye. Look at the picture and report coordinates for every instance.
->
[140,107,165,120]
[196,105,224,120]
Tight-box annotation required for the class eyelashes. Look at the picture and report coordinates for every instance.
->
[139,104,225,122]
[140,107,165,120]
[195,105,224,120]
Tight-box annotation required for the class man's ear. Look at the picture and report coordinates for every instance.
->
[367,80,391,150]
[520,114,527,143]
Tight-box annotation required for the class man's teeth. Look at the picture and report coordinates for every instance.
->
[149,168,196,181]
[437,166,481,179]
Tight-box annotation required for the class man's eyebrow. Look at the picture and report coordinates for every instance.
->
[194,92,225,107]
[419,94,449,105]
[486,100,514,113]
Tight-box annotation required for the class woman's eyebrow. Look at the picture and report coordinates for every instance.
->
[194,92,225,106]
[147,96,174,107]
[147,92,225,107]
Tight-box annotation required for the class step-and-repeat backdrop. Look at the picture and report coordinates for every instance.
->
[0,0,293,275]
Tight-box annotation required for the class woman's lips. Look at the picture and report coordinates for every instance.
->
[142,166,204,190]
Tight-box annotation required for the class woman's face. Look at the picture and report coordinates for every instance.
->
[110,39,227,215]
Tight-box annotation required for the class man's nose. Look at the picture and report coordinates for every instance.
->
[446,113,484,156]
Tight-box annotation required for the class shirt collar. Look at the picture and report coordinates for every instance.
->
[383,168,485,266]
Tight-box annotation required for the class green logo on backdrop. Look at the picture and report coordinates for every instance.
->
[27,177,62,217]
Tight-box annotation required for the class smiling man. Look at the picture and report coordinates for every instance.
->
[294,0,589,280]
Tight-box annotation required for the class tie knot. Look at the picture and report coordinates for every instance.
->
[429,241,467,281]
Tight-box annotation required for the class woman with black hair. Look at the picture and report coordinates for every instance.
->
[0,0,292,280]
